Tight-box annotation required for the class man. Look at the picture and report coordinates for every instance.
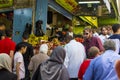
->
[99,26,109,45]
[19,33,34,80]
[109,24,120,54]
[83,28,104,57]
[0,29,16,60]
[64,35,86,80]
[83,40,120,80]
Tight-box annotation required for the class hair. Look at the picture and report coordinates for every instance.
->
[112,24,120,33]
[15,43,27,53]
[64,35,73,43]
[22,33,29,40]
[88,46,99,59]
[0,30,6,40]
[83,27,92,33]
[5,29,13,37]
[103,39,115,51]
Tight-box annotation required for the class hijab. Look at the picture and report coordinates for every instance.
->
[40,46,69,80]
[39,44,48,54]
[0,53,12,72]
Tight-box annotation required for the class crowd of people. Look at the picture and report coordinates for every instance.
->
[0,22,120,80]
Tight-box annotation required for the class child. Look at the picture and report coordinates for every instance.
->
[13,43,27,80]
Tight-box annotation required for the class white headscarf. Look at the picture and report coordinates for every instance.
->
[39,44,48,54]
[0,53,12,72]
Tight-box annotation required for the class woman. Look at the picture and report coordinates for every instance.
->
[32,46,69,80]
[0,53,17,80]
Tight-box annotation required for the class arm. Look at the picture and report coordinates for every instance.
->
[64,46,69,68]
[83,61,94,80]
[28,58,33,71]
[16,62,21,80]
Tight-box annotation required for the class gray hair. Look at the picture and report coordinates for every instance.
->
[103,39,115,51]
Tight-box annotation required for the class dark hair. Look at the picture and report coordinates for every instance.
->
[22,33,29,40]
[0,30,6,40]
[0,22,5,26]
[64,35,73,43]
[112,24,120,33]
[5,29,13,37]
[15,43,27,52]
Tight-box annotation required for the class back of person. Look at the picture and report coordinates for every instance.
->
[64,39,86,79]
[32,46,69,80]
[0,29,16,59]
[0,69,17,80]
[0,53,17,80]
[28,44,49,77]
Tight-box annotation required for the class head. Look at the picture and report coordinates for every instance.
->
[101,26,108,35]
[5,29,13,38]
[0,22,6,30]
[103,39,115,51]
[107,25,113,35]
[0,54,12,72]
[88,46,100,59]
[68,26,73,32]
[0,30,6,40]
[112,24,120,34]
[15,43,27,54]
[39,44,48,54]
[22,33,29,41]
[64,35,73,43]
[50,46,66,64]
[83,28,93,39]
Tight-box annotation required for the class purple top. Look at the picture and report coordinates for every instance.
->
[83,37,104,57]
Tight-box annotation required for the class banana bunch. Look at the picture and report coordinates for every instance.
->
[28,34,39,47]
[52,38,60,46]
[39,35,48,41]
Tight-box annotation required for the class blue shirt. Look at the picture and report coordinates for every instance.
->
[83,50,120,80]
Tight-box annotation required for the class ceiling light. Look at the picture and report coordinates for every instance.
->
[78,1,100,4]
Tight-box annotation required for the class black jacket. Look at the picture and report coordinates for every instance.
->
[0,69,17,80]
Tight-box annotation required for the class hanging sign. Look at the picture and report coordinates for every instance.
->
[55,0,78,14]
[0,0,13,8]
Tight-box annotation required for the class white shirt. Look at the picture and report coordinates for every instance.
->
[99,34,109,45]
[13,52,25,79]
[64,40,86,78]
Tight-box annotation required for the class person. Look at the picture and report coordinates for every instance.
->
[115,60,120,79]
[64,35,86,80]
[0,53,17,80]
[13,43,27,80]
[0,29,16,60]
[19,33,34,80]
[32,46,69,80]
[109,24,120,54]
[83,28,104,57]
[99,26,109,45]
[83,40,120,80]
[28,44,49,77]
[66,26,74,38]
[78,46,100,80]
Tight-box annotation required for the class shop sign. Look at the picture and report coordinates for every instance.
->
[0,0,13,8]
[55,0,78,14]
